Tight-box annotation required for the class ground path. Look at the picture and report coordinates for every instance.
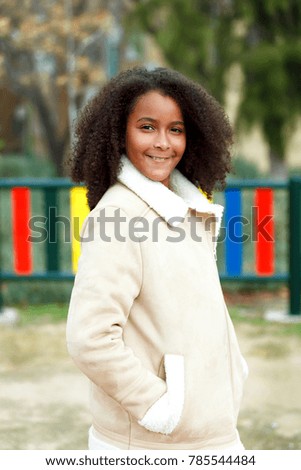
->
[0,289,300,450]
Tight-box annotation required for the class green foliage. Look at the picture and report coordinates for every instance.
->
[230,156,262,179]
[3,281,72,308]
[233,0,301,160]
[0,153,56,177]
[129,0,301,165]
[125,0,234,101]
[238,44,289,156]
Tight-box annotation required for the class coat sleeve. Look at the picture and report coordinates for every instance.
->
[66,205,167,422]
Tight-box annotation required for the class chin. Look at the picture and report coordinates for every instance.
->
[149,173,169,182]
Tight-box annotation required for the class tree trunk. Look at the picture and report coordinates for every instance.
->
[47,135,69,176]
[269,150,288,179]
[33,87,69,176]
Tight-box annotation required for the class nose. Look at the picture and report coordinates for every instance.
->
[153,132,170,150]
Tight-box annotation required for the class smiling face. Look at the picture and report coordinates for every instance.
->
[125,90,186,188]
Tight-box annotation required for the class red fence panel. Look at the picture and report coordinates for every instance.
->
[11,187,32,275]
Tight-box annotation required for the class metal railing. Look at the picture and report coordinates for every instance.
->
[0,177,300,315]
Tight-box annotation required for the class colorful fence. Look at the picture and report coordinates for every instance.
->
[223,185,279,279]
[0,177,300,315]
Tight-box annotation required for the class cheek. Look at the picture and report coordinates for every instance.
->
[125,131,136,156]
[126,131,150,154]
[175,136,186,157]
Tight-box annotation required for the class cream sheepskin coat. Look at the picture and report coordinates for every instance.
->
[66,156,248,450]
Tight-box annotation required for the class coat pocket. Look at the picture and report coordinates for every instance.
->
[138,354,185,434]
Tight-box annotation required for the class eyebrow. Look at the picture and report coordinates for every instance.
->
[137,117,185,125]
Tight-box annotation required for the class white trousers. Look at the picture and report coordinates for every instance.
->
[88,426,245,451]
[89,426,120,449]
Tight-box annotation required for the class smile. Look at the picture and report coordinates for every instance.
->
[147,155,173,162]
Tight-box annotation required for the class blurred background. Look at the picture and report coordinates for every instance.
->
[1,0,301,180]
[0,0,301,451]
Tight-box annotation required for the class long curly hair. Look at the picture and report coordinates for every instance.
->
[69,67,233,210]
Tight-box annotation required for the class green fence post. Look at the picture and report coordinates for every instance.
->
[0,285,3,313]
[0,268,3,313]
[289,177,301,315]
[43,188,59,272]
[0,187,3,314]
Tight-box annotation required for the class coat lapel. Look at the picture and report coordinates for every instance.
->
[118,155,224,243]
[118,155,187,225]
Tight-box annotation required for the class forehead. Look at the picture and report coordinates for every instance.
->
[130,90,183,119]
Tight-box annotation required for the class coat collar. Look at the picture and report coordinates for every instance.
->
[118,155,224,232]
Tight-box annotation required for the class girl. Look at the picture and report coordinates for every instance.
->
[66,67,248,450]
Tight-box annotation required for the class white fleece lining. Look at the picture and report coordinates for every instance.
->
[118,156,224,256]
[118,156,188,224]
[138,354,185,435]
